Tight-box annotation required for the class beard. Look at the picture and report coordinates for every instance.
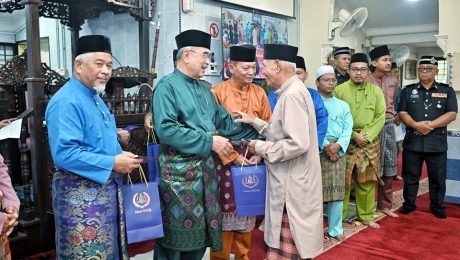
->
[93,85,106,94]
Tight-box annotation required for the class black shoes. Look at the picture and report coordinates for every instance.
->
[431,210,447,219]
[399,207,415,215]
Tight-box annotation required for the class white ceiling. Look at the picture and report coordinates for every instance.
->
[336,0,440,53]
[0,8,25,34]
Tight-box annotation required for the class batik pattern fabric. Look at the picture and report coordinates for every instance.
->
[379,119,398,177]
[216,145,256,232]
[52,171,128,260]
[157,145,222,251]
[320,153,346,202]
[345,138,384,189]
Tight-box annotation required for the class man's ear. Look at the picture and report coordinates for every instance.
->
[74,60,82,74]
[371,60,377,67]
[228,62,235,74]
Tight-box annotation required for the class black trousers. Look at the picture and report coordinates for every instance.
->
[402,149,447,211]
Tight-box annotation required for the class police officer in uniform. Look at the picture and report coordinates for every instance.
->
[333,47,351,85]
[398,56,458,218]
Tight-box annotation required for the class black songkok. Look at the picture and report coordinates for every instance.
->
[230,45,256,62]
[295,56,306,70]
[263,44,298,63]
[369,45,390,61]
[76,35,112,56]
[175,29,211,50]
[350,53,369,65]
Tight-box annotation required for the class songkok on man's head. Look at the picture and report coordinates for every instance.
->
[419,56,438,66]
[350,53,369,65]
[263,44,298,63]
[333,47,351,57]
[295,56,306,70]
[175,29,211,50]
[76,35,112,56]
[316,65,335,80]
[369,45,390,61]
[173,49,178,63]
[230,45,256,62]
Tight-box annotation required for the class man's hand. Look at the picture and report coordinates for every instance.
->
[0,118,16,129]
[113,151,143,175]
[233,155,247,166]
[2,206,19,236]
[212,136,233,156]
[323,143,341,157]
[328,153,339,162]
[247,155,262,165]
[233,111,256,124]
[394,114,401,126]
[117,129,131,146]
[414,121,433,135]
[248,140,257,155]
[353,132,368,147]
[144,112,153,131]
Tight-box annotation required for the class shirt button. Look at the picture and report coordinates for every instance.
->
[425,100,428,102]
[425,114,428,117]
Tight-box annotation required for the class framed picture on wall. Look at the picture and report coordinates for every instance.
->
[404,60,417,80]
[221,7,288,79]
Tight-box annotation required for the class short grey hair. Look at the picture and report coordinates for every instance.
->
[282,61,296,72]
[176,46,195,61]
[75,52,95,64]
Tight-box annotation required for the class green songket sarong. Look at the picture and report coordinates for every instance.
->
[157,145,222,251]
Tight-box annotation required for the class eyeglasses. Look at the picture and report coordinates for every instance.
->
[188,50,211,60]
[417,67,436,73]
[349,68,368,74]
[320,78,337,83]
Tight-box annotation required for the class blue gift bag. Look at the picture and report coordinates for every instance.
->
[231,163,267,217]
[147,129,160,183]
[123,133,163,244]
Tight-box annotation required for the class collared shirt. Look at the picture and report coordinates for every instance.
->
[368,72,398,119]
[212,77,272,121]
[335,68,350,85]
[45,77,121,184]
[267,87,328,148]
[398,81,458,153]
[153,69,258,158]
[321,96,353,155]
[333,80,386,143]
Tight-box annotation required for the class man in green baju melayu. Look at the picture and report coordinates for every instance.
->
[152,29,258,259]
[333,53,386,229]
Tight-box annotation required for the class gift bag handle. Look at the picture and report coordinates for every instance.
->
[240,145,258,171]
[127,165,149,188]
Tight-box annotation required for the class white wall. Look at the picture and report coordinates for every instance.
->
[439,0,460,130]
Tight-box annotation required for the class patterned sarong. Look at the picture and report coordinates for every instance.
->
[379,119,398,177]
[320,153,346,202]
[216,145,256,232]
[157,145,222,251]
[52,171,128,260]
[266,213,304,260]
[345,138,384,189]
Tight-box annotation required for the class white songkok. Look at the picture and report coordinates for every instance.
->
[316,65,335,79]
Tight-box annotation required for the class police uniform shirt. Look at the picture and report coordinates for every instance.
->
[398,81,458,153]
[335,68,350,85]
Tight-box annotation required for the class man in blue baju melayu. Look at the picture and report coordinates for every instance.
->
[46,35,143,259]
